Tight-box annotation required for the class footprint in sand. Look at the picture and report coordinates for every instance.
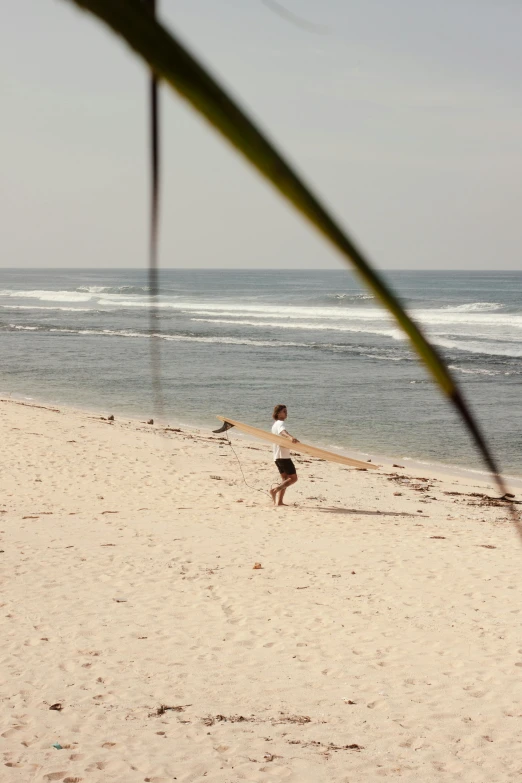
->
[86,761,108,771]
[1,727,24,739]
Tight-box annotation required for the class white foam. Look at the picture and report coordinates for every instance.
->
[326,293,374,301]
[364,354,403,361]
[35,326,310,349]
[413,309,522,329]
[1,305,94,312]
[4,290,518,337]
[77,285,149,294]
[434,337,522,358]
[183,304,522,338]
[0,289,94,303]
[5,324,405,353]
[97,298,176,308]
[448,364,499,376]
[178,302,390,320]
[177,301,522,326]
[76,286,109,294]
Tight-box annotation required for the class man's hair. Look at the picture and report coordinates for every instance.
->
[272,404,287,420]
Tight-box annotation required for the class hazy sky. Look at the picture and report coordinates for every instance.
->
[2,0,522,269]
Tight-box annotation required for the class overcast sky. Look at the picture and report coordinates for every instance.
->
[2,0,522,270]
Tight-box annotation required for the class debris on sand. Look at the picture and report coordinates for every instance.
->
[288,738,363,752]
[202,714,254,726]
[150,704,190,716]
[275,713,310,724]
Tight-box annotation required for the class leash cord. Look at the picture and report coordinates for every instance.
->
[224,430,274,498]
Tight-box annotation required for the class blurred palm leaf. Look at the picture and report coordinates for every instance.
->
[62,0,516,510]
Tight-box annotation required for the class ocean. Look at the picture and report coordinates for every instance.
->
[0,268,521,477]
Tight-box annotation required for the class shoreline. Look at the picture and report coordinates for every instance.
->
[3,387,521,490]
[0,392,518,508]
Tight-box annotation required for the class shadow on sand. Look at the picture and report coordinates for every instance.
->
[311,506,422,519]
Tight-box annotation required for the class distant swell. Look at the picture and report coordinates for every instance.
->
[190,317,405,339]
[77,285,150,295]
[4,324,310,349]
[443,302,503,312]
[322,293,374,302]
[2,323,407,355]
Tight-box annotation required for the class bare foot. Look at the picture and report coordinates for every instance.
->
[269,488,278,505]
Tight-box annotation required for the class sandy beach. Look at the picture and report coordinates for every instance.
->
[1,395,521,783]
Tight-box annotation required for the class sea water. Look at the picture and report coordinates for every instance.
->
[0,268,520,476]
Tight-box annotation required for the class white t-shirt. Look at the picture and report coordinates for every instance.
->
[272,419,291,460]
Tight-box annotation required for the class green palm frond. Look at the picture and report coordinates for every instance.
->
[61,0,518,521]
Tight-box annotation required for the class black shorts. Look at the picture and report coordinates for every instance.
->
[275,458,296,476]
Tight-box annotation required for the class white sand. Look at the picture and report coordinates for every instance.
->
[1,397,521,782]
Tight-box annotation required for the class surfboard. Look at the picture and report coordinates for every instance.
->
[214,416,378,470]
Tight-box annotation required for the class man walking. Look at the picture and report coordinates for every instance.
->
[269,404,299,506]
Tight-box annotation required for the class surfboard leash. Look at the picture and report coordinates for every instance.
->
[223,429,276,499]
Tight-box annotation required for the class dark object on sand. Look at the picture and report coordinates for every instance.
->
[49,703,63,711]
[213,420,234,434]
[152,704,190,716]
[147,419,154,424]
[108,414,115,421]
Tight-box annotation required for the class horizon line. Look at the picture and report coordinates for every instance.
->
[0,267,519,273]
